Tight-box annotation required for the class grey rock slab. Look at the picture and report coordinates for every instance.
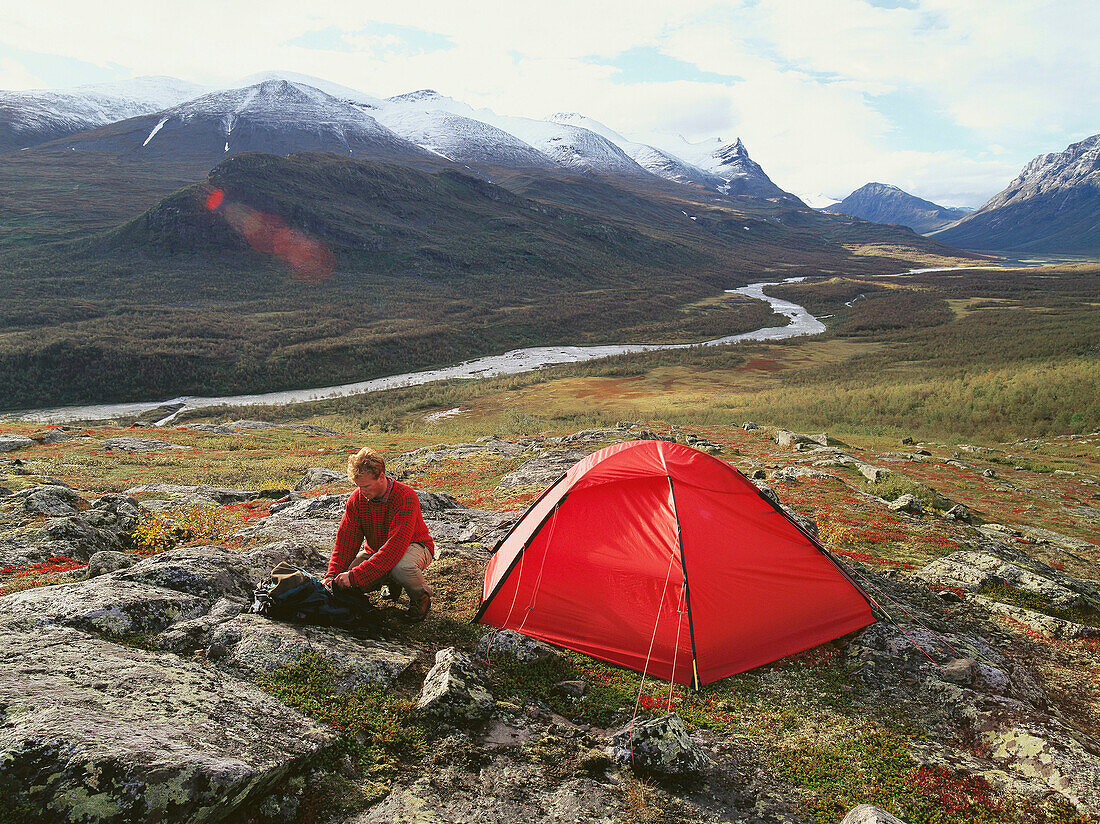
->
[0,434,35,452]
[40,515,125,560]
[495,448,591,490]
[888,494,924,515]
[476,628,559,664]
[23,484,89,517]
[154,596,249,654]
[124,483,257,506]
[206,613,417,690]
[768,466,835,482]
[0,622,333,823]
[87,550,137,577]
[609,712,713,774]
[841,806,909,824]
[0,576,209,636]
[981,523,1098,555]
[418,647,495,722]
[915,550,1099,610]
[292,467,345,492]
[970,594,1100,640]
[98,437,191,451]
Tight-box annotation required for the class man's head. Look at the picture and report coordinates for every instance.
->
[347,447,388,498]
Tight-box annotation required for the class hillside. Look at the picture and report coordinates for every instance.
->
[0,411,1096,824]
[934,134,1100,254]
[825,183,971,234]
[0,151,977,411]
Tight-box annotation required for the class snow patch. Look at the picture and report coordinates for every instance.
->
[141,117,169,147]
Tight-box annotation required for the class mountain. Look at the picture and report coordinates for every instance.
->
[647,135,802,202]
[549,113,725,190]
[824,183,972,234]
[933,134,1100,254]
[0,76,204,152]
[373,91,557,171]
[30,80,447,168]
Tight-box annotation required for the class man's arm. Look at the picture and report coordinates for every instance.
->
[348,492,417,588]
[326,496,365,585]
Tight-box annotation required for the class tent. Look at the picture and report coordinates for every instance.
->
[475,440,876,687]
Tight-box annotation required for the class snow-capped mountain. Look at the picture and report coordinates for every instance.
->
[934,134,1100,254]
[0,76,204,152]
[36,80,444,167]
[825,183,971,234]
[648,135,799,201]
[373,90,557,171]
[549,112,725,190]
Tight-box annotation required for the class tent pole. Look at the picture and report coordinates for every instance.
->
[668,477,701,691]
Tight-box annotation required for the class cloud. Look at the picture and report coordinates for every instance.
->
[0,57,47,91]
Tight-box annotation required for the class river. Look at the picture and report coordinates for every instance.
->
[11,268,978,424]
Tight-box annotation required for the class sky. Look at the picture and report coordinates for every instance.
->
[2,0,1097,208]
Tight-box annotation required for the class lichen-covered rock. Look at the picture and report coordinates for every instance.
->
[0,622,334,823]
[858,464,890,483]
[915,550,1099,610]
[495,449,591,490]
[292,467,345,492]
[841,805,909,824]
[418,647,495,721]
[417,489,465,512]
[0,576,209,636]
[205,613,417,690]
[943,504,973,523]
[609,712,713,774]
[123,483,255,508]
[0,434,35,452]
[154,596,248,653]
[87,550,137,577]
[889,494,923,515]
[99,437,191,452]
[22,484,88,517]
[476,628,557,664]
[40,515,125,560]
[970,594,1100,640]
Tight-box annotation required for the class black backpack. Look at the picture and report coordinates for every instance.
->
[251,561,379,630]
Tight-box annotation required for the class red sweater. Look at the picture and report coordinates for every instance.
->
[326,480,435,588]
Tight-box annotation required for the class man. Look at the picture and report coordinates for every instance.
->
[324,447,435,623]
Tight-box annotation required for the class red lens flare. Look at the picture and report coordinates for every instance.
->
[209,193,334,283]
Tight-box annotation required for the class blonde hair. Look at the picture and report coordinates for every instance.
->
[347,447,385,483]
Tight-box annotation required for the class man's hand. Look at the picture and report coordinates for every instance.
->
[332,571,354,591]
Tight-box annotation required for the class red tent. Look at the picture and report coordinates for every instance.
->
[475,440,875,687]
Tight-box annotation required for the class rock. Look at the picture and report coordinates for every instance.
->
[939,658,976,685]
[841,805,909,824]
[39,515,125,560]
[901,437,915,445]
[205,614,417,690]
[0,434,35,453]
[980,523,1097,554]
[943,504,973,523]
[33,428,73,444]
[87,550,136,577]
[743,421,759,430]
[98,437,191,452]
[418,647,495,722]
[609,713,713,774]
[123,483,256,507]
[476,628,557,664]
[0,486,11,498]
[292,467,345,492]
[417,489,465,512]
[556,680,587,697]
[858,464,890,483]
[22,485,88,517]
[0,621,334,822]
[496,449,591,490]
[769,466,834,482]
[915,550,1099,611]
[982,468,997,478]
[888,494,924,515]
[970,595,1100,640]
[750,469,767,479]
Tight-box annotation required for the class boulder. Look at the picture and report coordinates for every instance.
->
[98,437,191,452]
[476,628,557,664]
[418,647,495,722]
[33,429,73,444]
[292,467,345,492]
[841,806,909,824]
[87,550,137,577]
[0,621,334,823]
[417,489,465,512]
[496,449,591,490]
[914,550,1099,611]
[22,485,88,517]
[743,421,759,431]
[205,614,417,690]
[609,713,712,774]
[39,515,125,560]
[858,464,890,484]
[970,595,1100,640]
[0,434,35,453]
[888,494,924,515]
[943,504,973,523]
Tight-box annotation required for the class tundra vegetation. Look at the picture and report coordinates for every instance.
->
[1,258,1097,822]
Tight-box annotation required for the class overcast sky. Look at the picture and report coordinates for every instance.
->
[2,0,1097,207]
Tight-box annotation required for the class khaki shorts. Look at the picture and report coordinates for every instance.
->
[352,542,433,598]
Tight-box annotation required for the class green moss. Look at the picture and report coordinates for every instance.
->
[977,582,1100,628]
